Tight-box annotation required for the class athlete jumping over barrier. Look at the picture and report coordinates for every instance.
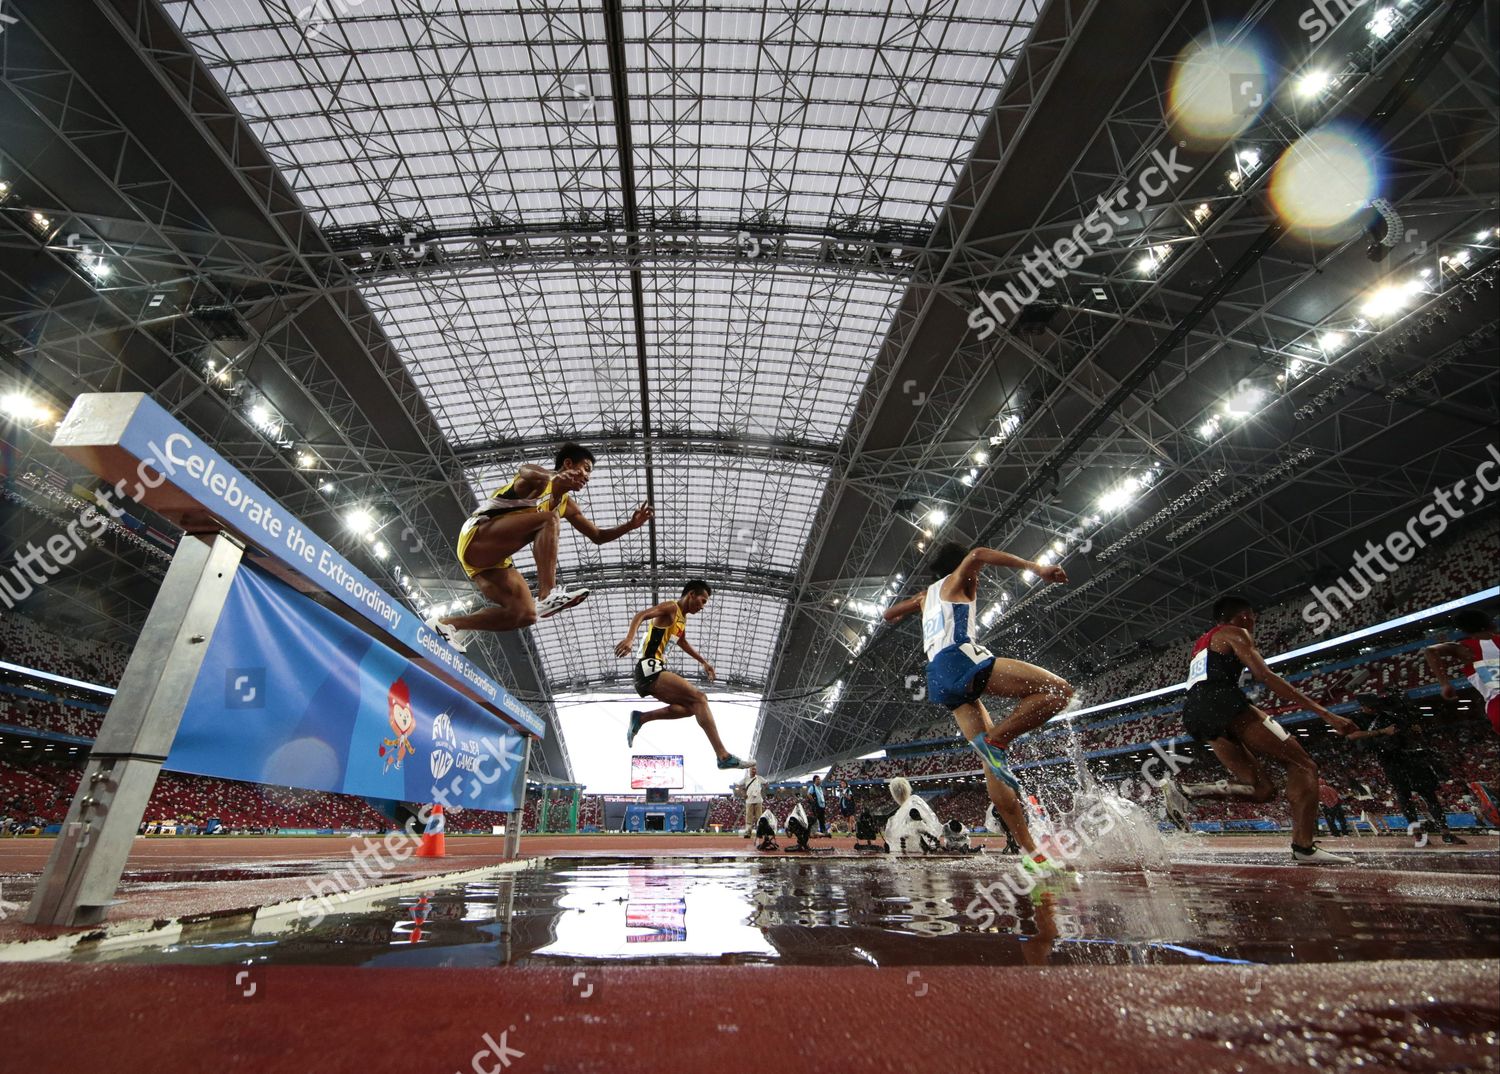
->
[432,443,653,648]
[1162,595,1358,865]
[883,542,1072,872]
[615,580,751,770]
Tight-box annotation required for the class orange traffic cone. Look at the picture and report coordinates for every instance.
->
[415,804,446,858]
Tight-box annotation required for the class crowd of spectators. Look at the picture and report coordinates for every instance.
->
[1061,523,1497,708]
[0,611,130,686]
[0,696,104,739]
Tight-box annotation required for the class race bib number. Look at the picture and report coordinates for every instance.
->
[1187,648,1208,687]
[958,641,994,664]
[922,611,946,651]
[1472,657,1500,690]
[638,658,665,677]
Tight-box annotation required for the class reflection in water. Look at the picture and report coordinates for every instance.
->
[84,853,1500,969]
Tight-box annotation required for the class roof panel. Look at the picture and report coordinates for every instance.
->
[164,0,1039,698]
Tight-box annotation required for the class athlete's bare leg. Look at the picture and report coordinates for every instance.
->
[442,568,537,632]
[531,508,560,600]
[456,508,558,576]
[979,659,1074,749]
[646,670,731,760]
[635,702,696,724]
[1181,723,1276,802]
[955,700,1038,854]
[1232,708,1321,847]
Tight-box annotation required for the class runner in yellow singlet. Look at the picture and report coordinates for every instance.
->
[614,580,751,769]
[429,443,652,650]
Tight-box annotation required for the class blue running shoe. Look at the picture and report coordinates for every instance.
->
[626,711,644,749]
[717,753,751,770]
[969,734,1021,791]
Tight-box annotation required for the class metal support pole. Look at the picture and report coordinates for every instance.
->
[502,737,531,859]
[24,532,245,926]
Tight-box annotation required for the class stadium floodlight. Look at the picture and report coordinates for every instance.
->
[1,392,53,424]
[1296,70,1332,98]
[1360,279,1420,319]
[344,507,376,536]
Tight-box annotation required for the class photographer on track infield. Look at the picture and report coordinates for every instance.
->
[1347,693,1466,845]
[737,765,768,839]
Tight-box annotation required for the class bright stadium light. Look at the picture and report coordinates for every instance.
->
[1224,384,1264,418]
[345,507,375,536]
[1361,279,1420,319]
[1097,476,1140,514]
[1,392,53,424]
[1296,70,1332,98]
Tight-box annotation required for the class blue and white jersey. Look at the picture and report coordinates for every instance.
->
[921,577,997,707]
[921,579,975,661]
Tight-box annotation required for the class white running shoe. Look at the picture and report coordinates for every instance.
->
[536,586,591,619]
[1163,779,1193,826]
[424,614,468,654]
[1292,841,1352,865]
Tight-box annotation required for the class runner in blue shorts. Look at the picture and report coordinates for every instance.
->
[883,542,1072,867]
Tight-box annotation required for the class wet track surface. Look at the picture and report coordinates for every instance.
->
[74,851,1500,969]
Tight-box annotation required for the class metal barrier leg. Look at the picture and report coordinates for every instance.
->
[24,533,244,926]
[502,738,531,859]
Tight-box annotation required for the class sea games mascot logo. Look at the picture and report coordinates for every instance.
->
[379,679,416,773]
[430,711,458,781]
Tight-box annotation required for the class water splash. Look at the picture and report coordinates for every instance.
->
[1039,712,1173,871]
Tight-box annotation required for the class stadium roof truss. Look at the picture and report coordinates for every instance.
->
[148,0,1046,695]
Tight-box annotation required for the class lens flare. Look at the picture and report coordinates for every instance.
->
[1168,37,1269,144]
[1269,126,1380,236]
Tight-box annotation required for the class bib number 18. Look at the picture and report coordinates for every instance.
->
[1187,649,1208,687]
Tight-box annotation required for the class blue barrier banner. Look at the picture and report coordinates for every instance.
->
[167,566,527,813]
[52,392,543,738]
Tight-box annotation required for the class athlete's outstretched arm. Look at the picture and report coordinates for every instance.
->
[943,548,1066,601]
[564,499,654,545]
[614,600,677,657]
[678,636,716,682]
[882,595,924,623]
[1222,627,1355,735]
[961,548,1067,581]
[1423,641,1470,699]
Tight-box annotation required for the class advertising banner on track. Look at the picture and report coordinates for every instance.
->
[51,392,543,737]
[167,565,527,813]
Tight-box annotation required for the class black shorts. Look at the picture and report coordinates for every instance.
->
[633,658,664,698]
[1384,757,1440,796]
[1182,682,1252,743]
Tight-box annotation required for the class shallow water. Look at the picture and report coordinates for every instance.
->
[78,853,1500,969]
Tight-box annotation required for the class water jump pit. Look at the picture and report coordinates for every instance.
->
[1,832,1497,1074]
